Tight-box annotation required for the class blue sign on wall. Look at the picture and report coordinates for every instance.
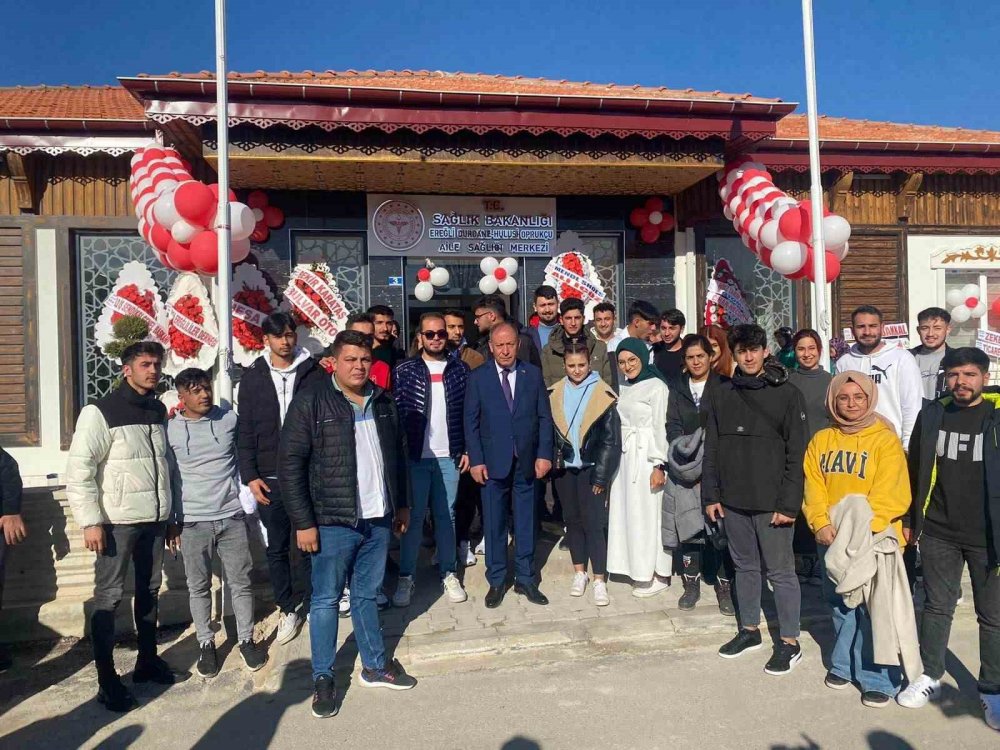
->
[388,276,404,287]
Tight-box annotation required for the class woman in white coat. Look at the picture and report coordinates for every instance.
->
[607,337,673,597]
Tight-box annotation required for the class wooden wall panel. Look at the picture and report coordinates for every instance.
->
[0,225,39,446]
[910,173,1000,227]
[831,233,906,333]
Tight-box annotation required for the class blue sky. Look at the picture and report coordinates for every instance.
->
[5,0,997,129]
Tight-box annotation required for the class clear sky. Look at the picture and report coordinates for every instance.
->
[5,0,997,130]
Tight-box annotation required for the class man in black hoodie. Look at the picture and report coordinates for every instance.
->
[703,323,808,676]
[237,311,324,646]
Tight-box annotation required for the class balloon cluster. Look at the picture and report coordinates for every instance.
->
[414,261,451,302]
[629,197,675,244]
[129,145,253,275]
[945,283,988,324]
[478,257,519,295]
[718,157,852,283]
[245,191,286,243]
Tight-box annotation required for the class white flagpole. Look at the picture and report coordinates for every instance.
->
[802,0,830,368]
[214,0,233,402]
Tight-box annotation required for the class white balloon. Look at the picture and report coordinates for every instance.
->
[153,190,182,228]
[722,206,735,221]
[480,256,499,275]
[758,220,781,249]
[719,184,731,202]
[498,276,517,295]
[230,201,257,241]
[153,179,178,196]
[478,275,499,294]
[137,176,155,195]
[736,177,768,197]
[231,237,251,263]
[130,152,145,168]
[945,288,966,307]
[499,257,519,275]
[414,281,435,302]
[756,200,777,219]
[951,305,972,324]
[747,217,765,241]
[823,215,852,248]
[738,207,752,225]
[972,301,989,318]
[429,266,450,287]
[136,192,156,217]
[770,203,791,222]
[728,195,743,214]
[171,218,200,244]
[252,207,265,222]
[744,161,768,173]
[961,283,981,300]
[829,241,850,261]
[771,241,809,275]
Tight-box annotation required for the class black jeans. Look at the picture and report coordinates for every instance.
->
[680,537,735,582]
[553,468,608,576]
[91,522,165,684]
[258,479,311,614]
[454,471,483,545]
[918,533,1000,694]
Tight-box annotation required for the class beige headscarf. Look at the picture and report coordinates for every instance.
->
[826,370,882,434]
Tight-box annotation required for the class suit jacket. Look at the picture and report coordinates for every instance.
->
[464,359,554,480]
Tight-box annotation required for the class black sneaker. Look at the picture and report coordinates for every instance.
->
[764,641,802,676]
[861,690,892,708]
[197,642,220,678]
[678,575,701,611]
[96,678,138,713]
[239,640,268,672]
[715,579,736,617]
[0,645,12,673]
[825,671,852,690]
[133,656,190,685]
[359,658,417,690]
[311,675,338,718]
[718,628,763,659]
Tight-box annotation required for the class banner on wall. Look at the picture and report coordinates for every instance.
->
[977,328,1000,358]
[367,194,556,257]
[842,323,910,349]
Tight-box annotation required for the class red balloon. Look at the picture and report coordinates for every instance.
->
[991,297,1000,316]
[209,183,238,203]
[247,190,269,209]
[140,147,166,164]
[157,250,175,270]
[494,267,508,281]
[174,181,214,225]
[190,231,219,274]
[644,196,665,213]
[825,251,842,282]
[758,246,773,268]
[149,223,172,253]
[640,224,661,244]
[965,296,980,309]
[723,156,753,175]
[629,207,649,228]
[250,224,270,243]
[262,205,284,229]
[788,246,815,281]
[778,206,810,244]
[166,239,196,272]
[658,212,675,232]
[417,268,431,282]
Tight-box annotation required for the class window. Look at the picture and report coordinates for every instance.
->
[291,232,368,314]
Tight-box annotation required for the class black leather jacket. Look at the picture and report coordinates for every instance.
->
[279,379,407,529]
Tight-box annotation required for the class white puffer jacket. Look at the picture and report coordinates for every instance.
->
[66,384,172,527]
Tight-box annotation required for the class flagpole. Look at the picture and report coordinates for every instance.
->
[214,0,233,402]
[802,0,830,368]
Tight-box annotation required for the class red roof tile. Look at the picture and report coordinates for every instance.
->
[775,114,1000,145]
[0,85,145,121]
[134,69,783,104]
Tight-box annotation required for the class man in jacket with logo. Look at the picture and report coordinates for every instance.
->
[66,341,188,712]
[897,347,1000,731]
[237,311,324,645]
[280,329,415,719]
[703,324,808,676]
[392,312,470,607]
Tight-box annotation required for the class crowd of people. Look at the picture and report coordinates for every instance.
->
[0,287,996,732]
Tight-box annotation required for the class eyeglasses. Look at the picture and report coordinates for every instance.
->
[421,330,448,340]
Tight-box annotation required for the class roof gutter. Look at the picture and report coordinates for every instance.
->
[761,137,999,154]
[0,116,151,132]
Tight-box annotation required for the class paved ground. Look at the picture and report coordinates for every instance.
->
[1,537,989,749]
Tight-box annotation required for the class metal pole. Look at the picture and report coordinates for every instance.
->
[214,0,233,402]
[802,0,830,369]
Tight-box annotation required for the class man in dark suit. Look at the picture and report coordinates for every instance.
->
[464,322,554,607]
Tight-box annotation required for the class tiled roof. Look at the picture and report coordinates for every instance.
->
[775,114,1000,145]
[134,69,783,104]
[0,85,145,121]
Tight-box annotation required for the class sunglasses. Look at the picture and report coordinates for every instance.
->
[421,330,448,340]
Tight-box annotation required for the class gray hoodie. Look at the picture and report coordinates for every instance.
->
[167,406,241,522]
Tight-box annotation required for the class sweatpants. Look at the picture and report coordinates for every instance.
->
[723,507,801,639]
[553,467,608,576]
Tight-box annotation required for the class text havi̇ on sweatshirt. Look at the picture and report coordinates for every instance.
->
[835,344,923,448]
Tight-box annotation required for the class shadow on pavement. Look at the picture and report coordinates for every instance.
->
[501,736,542,750]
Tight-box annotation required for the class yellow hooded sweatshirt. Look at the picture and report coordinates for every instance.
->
[803,419,912,545]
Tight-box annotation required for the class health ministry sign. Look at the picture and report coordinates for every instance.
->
[367,194,556,257]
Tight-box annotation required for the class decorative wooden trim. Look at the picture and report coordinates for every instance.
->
[55,227,76,450]
[896,172,924,221]
[828,171,854,215]
[0,223,40,447]
[4,153,35,213]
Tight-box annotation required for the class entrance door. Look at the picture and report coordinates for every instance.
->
[403,258,522,351]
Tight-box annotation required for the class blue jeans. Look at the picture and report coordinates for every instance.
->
[399,457,459,577]
[309,516,391,681]
[818,545,901,695]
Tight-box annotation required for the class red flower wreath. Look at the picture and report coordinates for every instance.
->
[558,253,586,301]
[111,284,155,324]
[168,294,205,359]
[289,267,333,328]
[232,287,275,352]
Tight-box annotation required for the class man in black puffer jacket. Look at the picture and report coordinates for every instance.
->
[279,329,415,718]
[703,324,808,676]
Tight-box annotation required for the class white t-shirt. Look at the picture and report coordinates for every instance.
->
[422,359,451,459]
[690,379,707,408]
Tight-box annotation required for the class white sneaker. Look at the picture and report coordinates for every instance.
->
[896,674,942,708]
[982,692,1000,731]
[275,610,303,645]
[459,541,477,567]
[393,576,415,608]
[632,578,671,598]
[442,573,468,603]
[569,572,589,597]
[592,579,610,607]
[338,588,351,618]
[474,538,486,556]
